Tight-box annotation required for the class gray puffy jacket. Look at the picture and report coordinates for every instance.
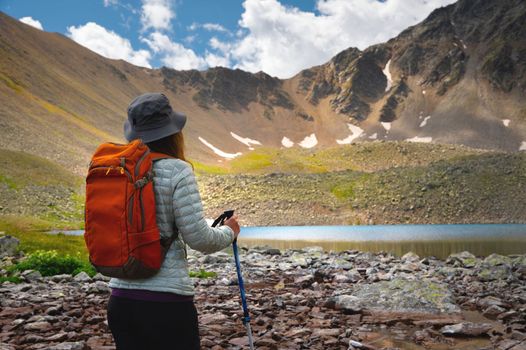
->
[109,158,234,295]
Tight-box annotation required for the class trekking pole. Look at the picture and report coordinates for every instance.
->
[212,210,255,350]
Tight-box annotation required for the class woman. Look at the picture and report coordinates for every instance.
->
[107,92,240,350]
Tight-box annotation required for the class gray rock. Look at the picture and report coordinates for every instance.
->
[401,251,420,263]
[46,342,87,350]
[478,265,511,281]
[23,321,52,331]
[484,253,513,267]
[0,342,16,350]
[301,246,324,254]
[0,235,19,257]
[447,251,478,268]
[328,277,460,317]
[50,274,73,282]
[92,273,111,281]
[21,269,42,282]
[294,274,314,287]
[87,281,109,294]
[483,304,507,319]
[73,271,91,282]
[441,322,493,336]
[330,295,363,313]
[290,252,310,267]
[258,247,282,256]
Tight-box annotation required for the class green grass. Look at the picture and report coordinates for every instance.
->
[229,147,329,173]
[189,269,217,278]
[0,216,88,257]
[192,160,230,175]
[0,73,24,93]
[194,142,484,175]
[0,276,22,284]
[0,149,82,188]
[0,174,18,190]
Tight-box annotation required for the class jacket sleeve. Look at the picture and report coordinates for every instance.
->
[171,164,234,254]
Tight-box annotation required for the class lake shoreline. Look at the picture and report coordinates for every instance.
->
[1,246,525,349]
[49,223,526,259]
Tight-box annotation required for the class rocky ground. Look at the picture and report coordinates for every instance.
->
[1,246,525,350]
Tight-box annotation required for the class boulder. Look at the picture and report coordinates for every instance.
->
[447,251,478,268]
[73,271,91,282]
[440,322,493,337]
[401,252,420,263]
[0,235,20,257]
[290,252,310,267]
[328,277,461,322]
[484,254,513,267]
[21,269,42,282]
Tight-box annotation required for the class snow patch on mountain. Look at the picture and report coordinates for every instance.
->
[198,137,242,159]
[382,59,393,92]
[502,119,510,127]
[281,137,294,148]
[381,122,392,131]
[336,124,364,144]
[368,133,378,140]
[298,134,318,148]
[230,132,261,150]
[406,136,433,143]
[420,116,431,127]
[520,141,526,151]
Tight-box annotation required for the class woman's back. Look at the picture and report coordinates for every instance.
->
[109,158,233,295]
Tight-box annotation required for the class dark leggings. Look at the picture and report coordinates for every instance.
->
[107,296,200,350]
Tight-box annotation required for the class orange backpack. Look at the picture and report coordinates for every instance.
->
[84,139,176,279]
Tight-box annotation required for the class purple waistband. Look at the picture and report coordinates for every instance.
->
[111,288,194,303]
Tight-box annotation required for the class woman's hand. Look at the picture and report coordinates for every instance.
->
[224,216,240,239]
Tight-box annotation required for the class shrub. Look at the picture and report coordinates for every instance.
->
[0,276,22,284]
[10,250,95,277]
[189,269,217,279]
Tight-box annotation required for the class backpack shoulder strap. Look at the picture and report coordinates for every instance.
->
[149,151,175,161]
[149,151,179,243]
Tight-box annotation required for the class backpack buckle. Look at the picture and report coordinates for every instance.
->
[134,171,153,189]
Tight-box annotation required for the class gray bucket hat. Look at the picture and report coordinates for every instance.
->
[123,92,187,143]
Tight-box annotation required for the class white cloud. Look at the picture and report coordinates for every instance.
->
[67,22,152,68]
[141,0,174,31]
[202,23,230,33]
[103,0,119,7]
[189,22,230,34]
[221,0,457,78]
[19,16,43,30]
[205,52,231,68]
[142,32,206,70]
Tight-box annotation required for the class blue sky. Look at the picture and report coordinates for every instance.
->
[1,0,456,78]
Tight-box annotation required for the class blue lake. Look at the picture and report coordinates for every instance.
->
[52,224,526,258]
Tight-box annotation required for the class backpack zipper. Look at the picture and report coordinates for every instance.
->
[90,165,132,182]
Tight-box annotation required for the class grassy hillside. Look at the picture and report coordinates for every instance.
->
[225,141,486,174]
[0,149,84,232]
[1,142,524,236]
[199,143,526,226]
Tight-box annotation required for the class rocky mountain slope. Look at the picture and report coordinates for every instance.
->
[294,0,526,151]
[0,0,525,173]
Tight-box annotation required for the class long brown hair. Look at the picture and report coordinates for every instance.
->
[146,132,190,165]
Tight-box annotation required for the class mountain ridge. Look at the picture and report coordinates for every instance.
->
[0,0,525,173]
